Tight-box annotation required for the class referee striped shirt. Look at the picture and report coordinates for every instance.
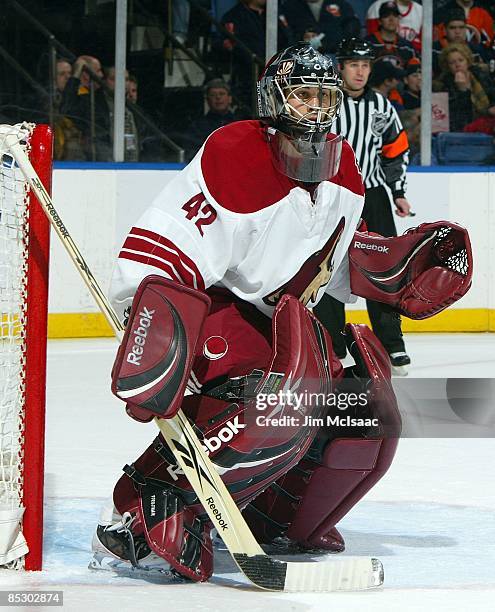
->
[331,87,409,196]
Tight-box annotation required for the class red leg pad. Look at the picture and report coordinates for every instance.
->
[287,438,397,546]
[245,323,401,551]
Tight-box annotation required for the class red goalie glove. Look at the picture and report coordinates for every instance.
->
[349,221,473,319]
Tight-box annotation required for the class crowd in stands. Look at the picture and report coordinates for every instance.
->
[44,55,140,162]
[14,0,495,163]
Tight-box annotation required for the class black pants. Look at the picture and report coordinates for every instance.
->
[314,186,405,357]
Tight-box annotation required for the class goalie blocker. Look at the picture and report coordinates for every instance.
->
[111,276,211,422]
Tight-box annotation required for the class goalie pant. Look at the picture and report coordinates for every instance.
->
[108,286,401,582]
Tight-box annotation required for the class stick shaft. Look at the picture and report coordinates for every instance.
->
[9,136,124,337]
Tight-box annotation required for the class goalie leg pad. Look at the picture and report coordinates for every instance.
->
[113,461,213,582]
[173,294,342,509]
[196,295,343,506]
[245,323,401,551]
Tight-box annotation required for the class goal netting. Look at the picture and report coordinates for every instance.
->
[0,123,52,570]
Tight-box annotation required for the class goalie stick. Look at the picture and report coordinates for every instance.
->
[3,123,384,592]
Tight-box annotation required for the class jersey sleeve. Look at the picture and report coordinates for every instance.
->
[110,152,240,320]
[380,99,409,198]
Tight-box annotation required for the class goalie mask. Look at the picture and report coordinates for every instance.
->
[258,43,344,182]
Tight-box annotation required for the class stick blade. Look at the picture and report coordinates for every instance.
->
[284,556,384,592]
[233,553,383,592]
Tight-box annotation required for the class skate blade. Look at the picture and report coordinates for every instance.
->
[392,364,409,377]
[88,553,176,578]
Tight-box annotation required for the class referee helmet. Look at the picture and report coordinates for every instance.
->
[336,38,375,63]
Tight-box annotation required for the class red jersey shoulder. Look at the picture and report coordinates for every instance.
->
[200,120,294,213]
[330,139,365,198]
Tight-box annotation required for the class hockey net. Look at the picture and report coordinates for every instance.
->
[0,123,52,570]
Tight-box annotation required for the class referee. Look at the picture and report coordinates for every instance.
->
[314,38,412,374]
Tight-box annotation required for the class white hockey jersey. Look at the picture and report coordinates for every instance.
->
[110,120,365,319]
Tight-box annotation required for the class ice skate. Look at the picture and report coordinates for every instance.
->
[389,351,411,376]
[89,512,176,578]
[262,527,345,555]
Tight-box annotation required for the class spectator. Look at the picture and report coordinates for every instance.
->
[221,0,288,112]
[124,74,158,160]
[60,55,109,160]
[280,0,359,54]
[183,79,236,160]
[433,7,490,75]
[435,1,494,49]
[61,57,139,161]
[171,0,213,46]
[50,58,86,161]
[399,60,421,160]
[433,42,495,132]
[302,24,326,52]
[346,0,371,29]
[434,0,457,22]
[369,59,405,109]
[55,59,72,101]
[366,1,416,67]
[104,66,140,162]
[367,0,423,52]
[127,74,138,104]
[402,59,421,109]
[173,0,191,44]
[103,66,129,91]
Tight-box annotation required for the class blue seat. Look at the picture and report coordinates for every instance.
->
[410,150,438,165]
[434,132,495,165]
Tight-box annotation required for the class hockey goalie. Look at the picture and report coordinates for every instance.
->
[90,44,472,580]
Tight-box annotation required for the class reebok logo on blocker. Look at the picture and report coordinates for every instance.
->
[126,307,155,365]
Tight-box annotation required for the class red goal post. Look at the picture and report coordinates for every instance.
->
[0,123,53,570]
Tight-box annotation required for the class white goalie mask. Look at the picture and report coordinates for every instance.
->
[258,44,344,182]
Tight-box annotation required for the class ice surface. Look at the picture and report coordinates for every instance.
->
[0,334,493,611]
